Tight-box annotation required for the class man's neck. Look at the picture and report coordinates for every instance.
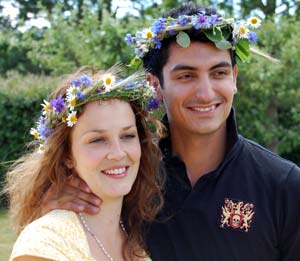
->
[171,125,227,187]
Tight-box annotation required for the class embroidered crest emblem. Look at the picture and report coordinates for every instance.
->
[220,198,255,232]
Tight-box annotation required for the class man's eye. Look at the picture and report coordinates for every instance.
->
[177,73,193,80]
[214,70,228,77]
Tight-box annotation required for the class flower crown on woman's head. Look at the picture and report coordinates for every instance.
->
[125,12,263,64]
[30,64,158,153]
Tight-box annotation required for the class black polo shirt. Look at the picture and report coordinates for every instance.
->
[146,109,300,261]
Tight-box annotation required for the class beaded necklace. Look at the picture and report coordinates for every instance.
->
[79,212,127,261]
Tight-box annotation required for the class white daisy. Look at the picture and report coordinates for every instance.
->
[30,128,39,139]
[102,73,116,91]
[247,17,261,29]
[67,111,78,127]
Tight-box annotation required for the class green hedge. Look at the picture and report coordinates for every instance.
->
[0,72,58,206]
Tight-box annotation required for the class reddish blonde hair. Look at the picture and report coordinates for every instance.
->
[4,67,164,259]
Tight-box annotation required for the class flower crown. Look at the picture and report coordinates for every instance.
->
[125,12,262,64]
[30,65,158,153]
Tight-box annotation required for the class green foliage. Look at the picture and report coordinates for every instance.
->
[235,16,300,163]
[0,72,58,205]
[0,208,16,260]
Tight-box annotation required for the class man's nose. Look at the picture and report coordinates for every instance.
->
[193,75,214,102]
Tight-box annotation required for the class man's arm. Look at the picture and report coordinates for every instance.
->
[40,176,101,217]
[280,165,300,261]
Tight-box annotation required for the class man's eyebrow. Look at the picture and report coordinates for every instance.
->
[170,64,197,73]
[170,62,232,73]
[210,62,232,71]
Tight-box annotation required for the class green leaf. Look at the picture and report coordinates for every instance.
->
[236,39,250,62]
[204,28,223,42]
[176,31,190,48]
[215,39,232,49]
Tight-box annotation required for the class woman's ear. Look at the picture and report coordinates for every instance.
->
[64,156,74,169]
[146,73,163,101]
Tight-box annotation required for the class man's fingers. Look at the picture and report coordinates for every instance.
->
[68,176,91,193]
[71,199,101,214]
[75,190,102,206]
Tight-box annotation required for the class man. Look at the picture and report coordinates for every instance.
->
[42,3,300,261]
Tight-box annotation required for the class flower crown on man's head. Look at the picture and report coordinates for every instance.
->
[125,12,263,64]
[30,64,158,153]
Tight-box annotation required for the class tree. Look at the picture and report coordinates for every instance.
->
[235,16,300,162]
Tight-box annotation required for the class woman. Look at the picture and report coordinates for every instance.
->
[5,64,164,261]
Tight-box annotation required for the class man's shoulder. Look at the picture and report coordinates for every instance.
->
[239,136,299,177]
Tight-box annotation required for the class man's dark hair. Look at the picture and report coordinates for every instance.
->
[142,2,236,86]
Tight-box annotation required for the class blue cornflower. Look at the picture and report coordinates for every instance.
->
[154,37,162,49]
[50,96,66,113]
[37,124,52,140]
[76,91,85,100]
[178,15,189,27]
[125,33,133,45]
[147,98,160,111]
[248,31,258,43]
[80,75,93,86]
[70,78,82,87]
[152,18,166,34]
[124,81,136,89]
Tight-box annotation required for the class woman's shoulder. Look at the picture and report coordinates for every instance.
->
[10,210,92,261]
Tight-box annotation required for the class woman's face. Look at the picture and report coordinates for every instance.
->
[68,99,141,201]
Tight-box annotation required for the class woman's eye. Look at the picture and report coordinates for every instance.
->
[122,134,136,140]
[89,137,105,143]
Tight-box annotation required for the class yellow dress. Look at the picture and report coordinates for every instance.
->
[10,209,151,261]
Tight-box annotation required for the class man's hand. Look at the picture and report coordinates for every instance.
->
[40,176,101,217]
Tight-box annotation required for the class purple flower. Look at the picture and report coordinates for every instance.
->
[147,98,160,111]
[50,96,66,113]
[210,15,219,25]
[152,19,166,34]
[192,14,210,29]
[125,33,133,45]
[248,31,258,43]
[39,116,46,125]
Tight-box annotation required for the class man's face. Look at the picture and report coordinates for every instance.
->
[151,41,238,137]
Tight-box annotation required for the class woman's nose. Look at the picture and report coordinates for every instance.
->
[106,140,126,160]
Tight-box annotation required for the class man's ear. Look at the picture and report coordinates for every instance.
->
[233,65,238,94]
[146,73,163,101]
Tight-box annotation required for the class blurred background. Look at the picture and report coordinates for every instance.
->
[0,0,300,259]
